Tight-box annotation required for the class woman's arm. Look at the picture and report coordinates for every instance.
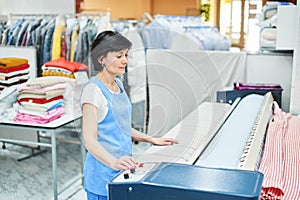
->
[131,128,179,146]
[82,103,136,170]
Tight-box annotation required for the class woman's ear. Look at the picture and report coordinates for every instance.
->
[97,56,103,64]
[98,56,106,67]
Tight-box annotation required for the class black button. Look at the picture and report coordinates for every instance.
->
[124,173,129,179]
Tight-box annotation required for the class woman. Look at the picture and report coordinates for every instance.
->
[80,30,178,200]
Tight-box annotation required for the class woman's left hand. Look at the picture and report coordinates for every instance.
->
[151,137,179,146]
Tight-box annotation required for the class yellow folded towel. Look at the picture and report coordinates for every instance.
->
[0,57,29,69]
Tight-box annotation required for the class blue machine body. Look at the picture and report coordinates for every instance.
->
[108,162,263,200]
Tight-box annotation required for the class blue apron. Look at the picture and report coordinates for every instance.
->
[83,77,132,196]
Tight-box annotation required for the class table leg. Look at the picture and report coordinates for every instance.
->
[51,130,58,200]
[80,141,86,185]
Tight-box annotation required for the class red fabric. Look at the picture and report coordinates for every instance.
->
[45,58,88,72]
[0,63,30,73]
[61,31,67,59]
[21,31,28,46]
[259,102,300,200]
[17,95,64,104]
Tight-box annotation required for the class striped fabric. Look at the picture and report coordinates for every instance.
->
[259,102,300,200]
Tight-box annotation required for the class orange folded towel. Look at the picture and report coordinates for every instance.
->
[45,58,88,73]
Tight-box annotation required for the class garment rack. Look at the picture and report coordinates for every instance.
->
[183,25,219,30]
[0,15,8,21]
[7,12,110,20]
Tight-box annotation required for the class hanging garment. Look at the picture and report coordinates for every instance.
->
[51,15,66,60]
[7,19,25,45]
[16,21,30,46]
[43,22,55,64]
[70,25,79,62]
[25,19,42,46]
[259,102,300,200]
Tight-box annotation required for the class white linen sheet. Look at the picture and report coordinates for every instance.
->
[146,49,247,136]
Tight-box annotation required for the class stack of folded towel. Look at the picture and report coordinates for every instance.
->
[42,58,88,79]
[0,57,30,92]
[41,58,89,115]
[14,76,66,124]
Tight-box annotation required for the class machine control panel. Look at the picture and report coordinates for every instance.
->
[109,162,264,200]
[112,162,157,183]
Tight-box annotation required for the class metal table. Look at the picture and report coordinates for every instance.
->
[0,114,85,200]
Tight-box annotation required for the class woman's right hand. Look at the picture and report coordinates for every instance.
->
[112,156,138,171]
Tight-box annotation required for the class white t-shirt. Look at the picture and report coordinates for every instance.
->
[81,82,120,122]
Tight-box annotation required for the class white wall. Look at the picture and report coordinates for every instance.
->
[0,0,75,15]
[247,54,293,112]
[290,3,300,115]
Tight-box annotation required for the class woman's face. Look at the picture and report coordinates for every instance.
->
[102,48,129,75]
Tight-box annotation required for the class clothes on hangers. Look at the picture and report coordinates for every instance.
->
[0,13,111,75]
[69,24,79,62]
[52,15,66,60]
[139,15,231,51]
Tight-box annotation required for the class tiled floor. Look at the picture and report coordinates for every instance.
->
[0,130,148,200]
[0,131,83,200]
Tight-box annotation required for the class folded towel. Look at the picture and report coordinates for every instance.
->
[0,63,30,73]
[44,58,88,73]
[26,76,67,88]
[0,57,28,69]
